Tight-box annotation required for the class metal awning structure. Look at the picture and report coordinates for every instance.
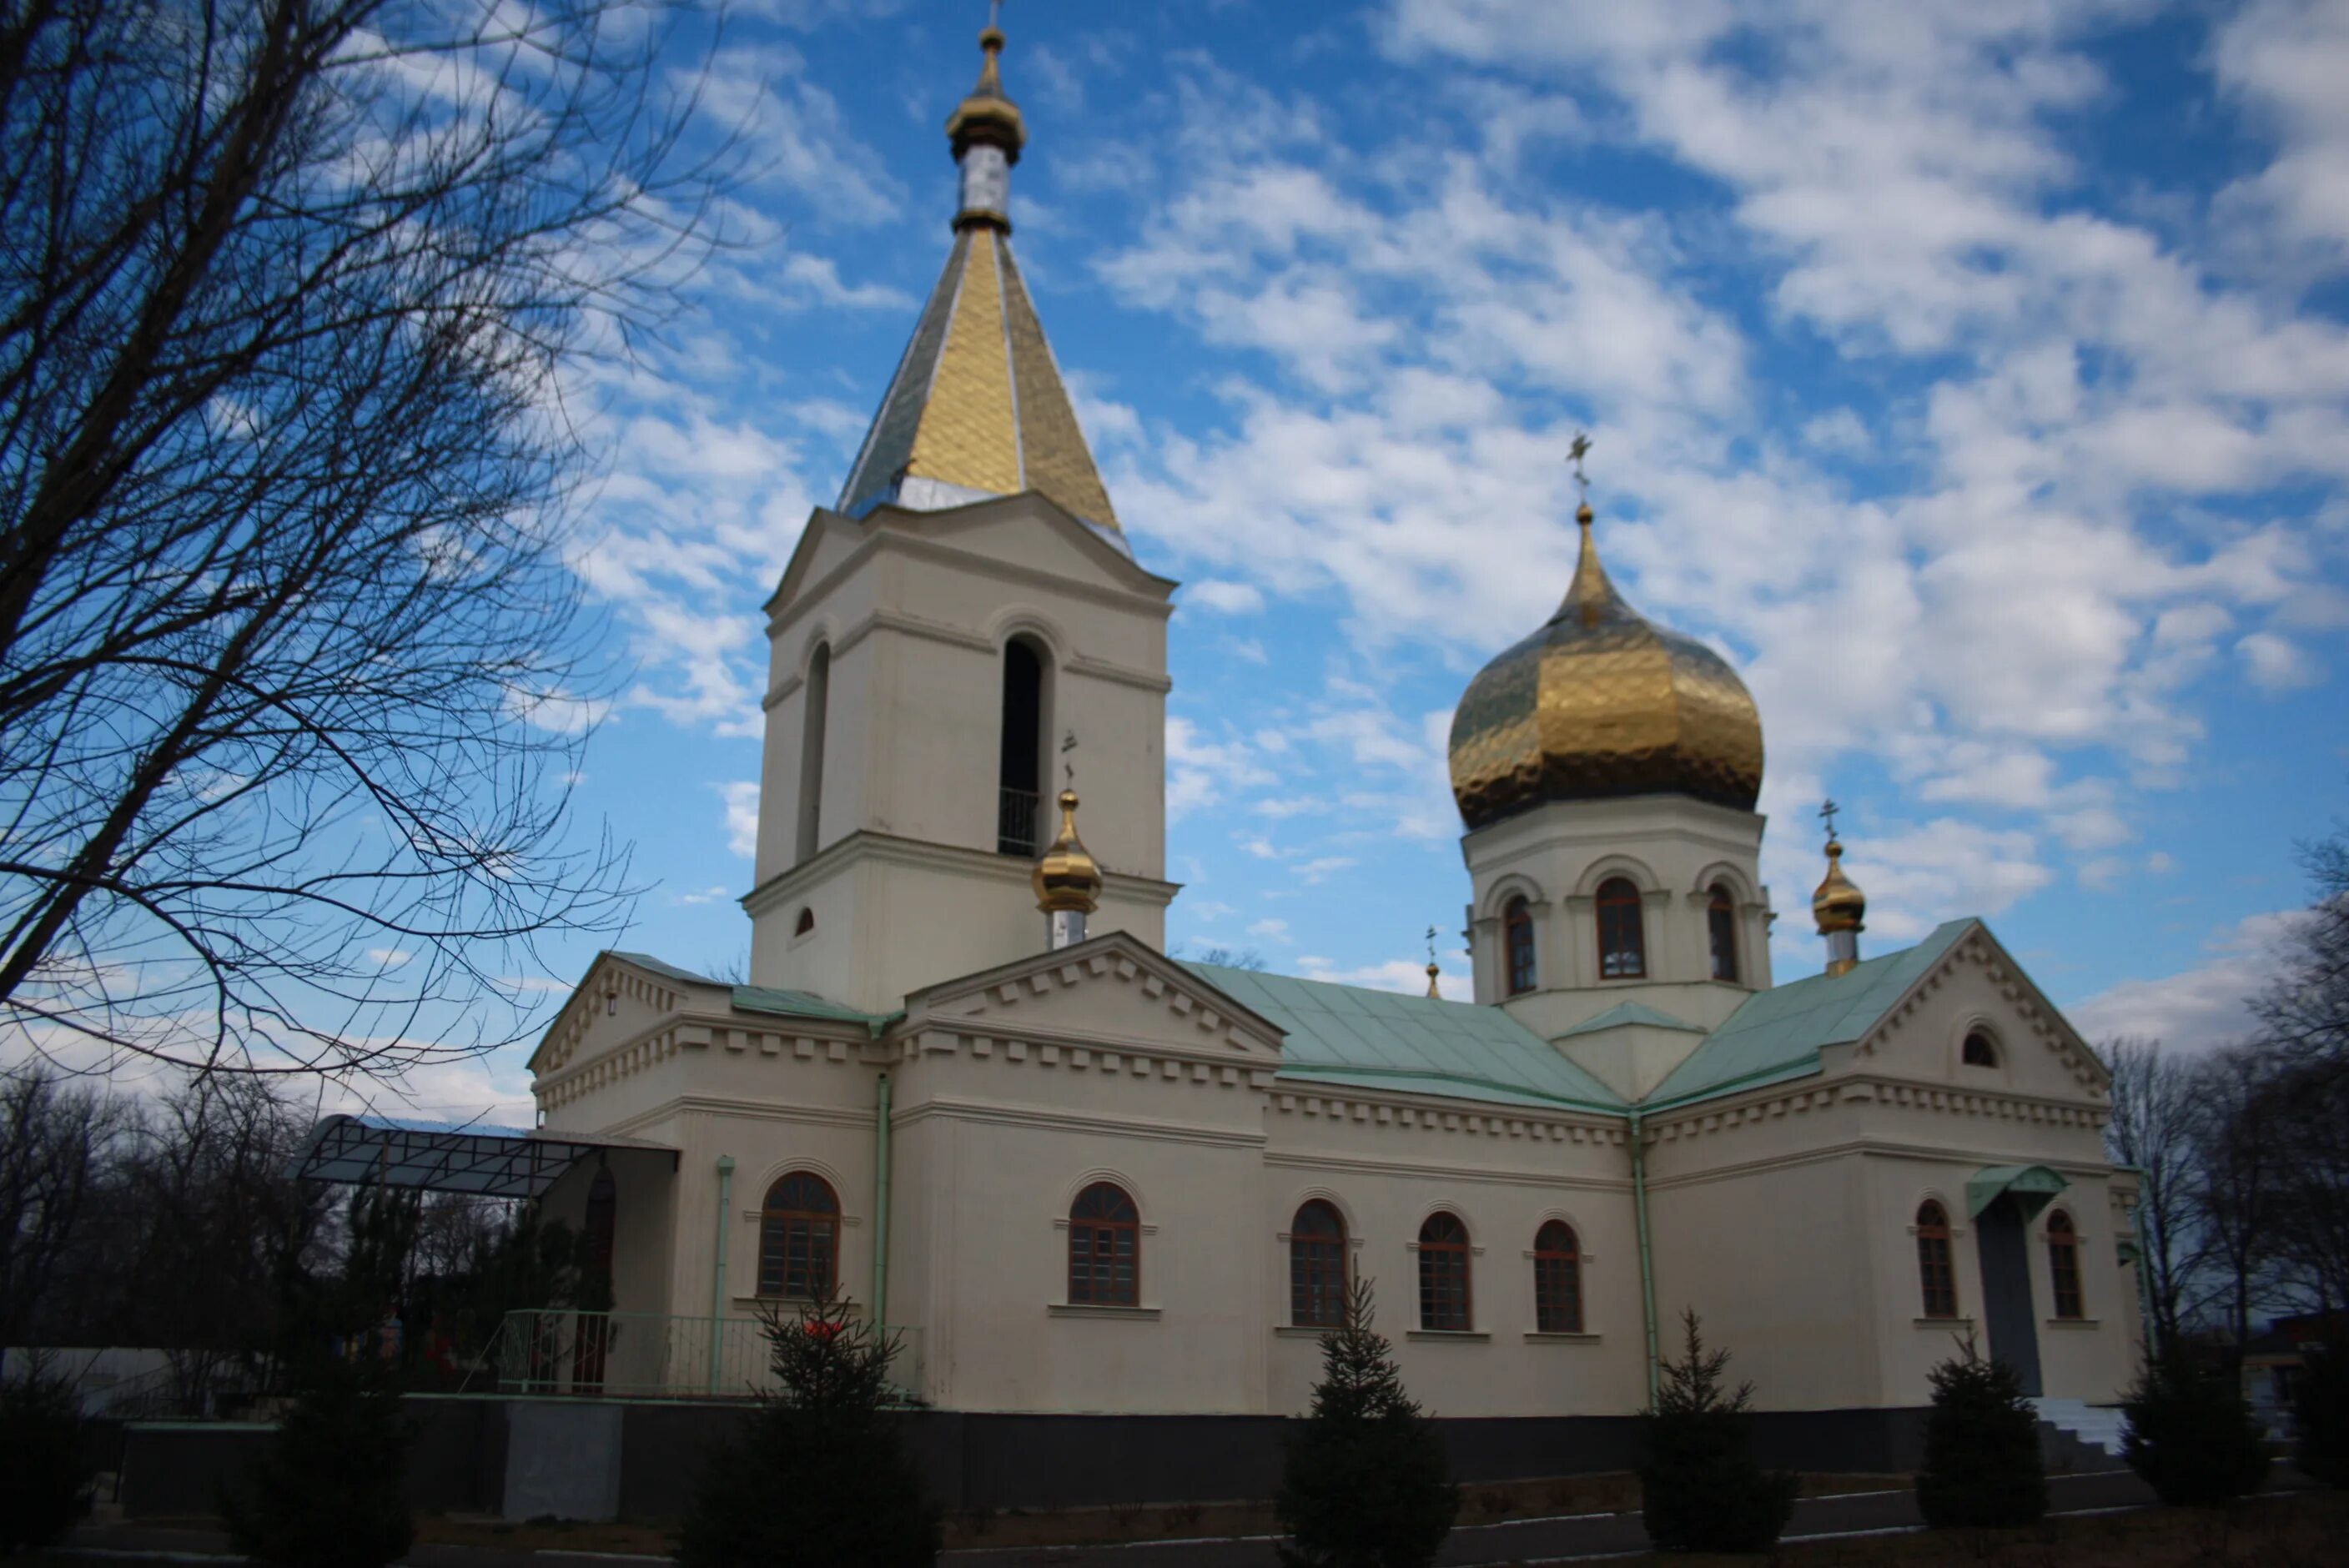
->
[1967,1163,2070,1219]
[289,1114,677,1199]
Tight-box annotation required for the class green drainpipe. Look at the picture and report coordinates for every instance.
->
[871,1071,893,1329]
[709,1154,735,1394]
[1630,1111,1660,1409]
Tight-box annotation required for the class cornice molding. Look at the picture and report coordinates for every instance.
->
[740,829,1179,917]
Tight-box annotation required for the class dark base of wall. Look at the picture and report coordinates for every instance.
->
[121,1400,1935,1521]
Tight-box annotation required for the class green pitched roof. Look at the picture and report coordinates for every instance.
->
[1562,1001,1705,1038]
[1183,962,1628,1113]
[1643,919,1977,1108]
[609,952,895,1035]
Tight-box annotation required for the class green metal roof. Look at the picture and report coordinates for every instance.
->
[1184,962,1628,1113]
[1562,1001,1705,1038]
[1643,919,1977,1108]
[1967,1163,2069,1219]
[608,952,895,1035]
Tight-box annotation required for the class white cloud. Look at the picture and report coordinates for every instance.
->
[717,781,760,860]
[2067,910,2302,1054]
[1248,917,1292,943]
[2236,630,2325,691]
[1166,716,1279,821]
[1187,579,1266,615]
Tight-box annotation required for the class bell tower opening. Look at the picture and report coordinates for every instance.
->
[997,636,1049,857]
[796,642,830,864]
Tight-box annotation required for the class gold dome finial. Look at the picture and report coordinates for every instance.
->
[1423,925,1441,998]
[1811,801,1866,977]
[1034,787,1102,947]
[947,5,1026,231]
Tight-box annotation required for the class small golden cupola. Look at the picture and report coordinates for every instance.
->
[1448,489,1763,831]
[1034,789,1104,950]
[1811,804,1866,977]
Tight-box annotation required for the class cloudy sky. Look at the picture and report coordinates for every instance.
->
[379,0,2349,1119]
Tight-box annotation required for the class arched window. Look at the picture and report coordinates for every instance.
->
[1417,1212,1471,1331]
[1533,1220,1583,1334]
[997,637,1048,856]
[1505,897,1537,995]
[1708,884,1739,983]
[758,1172,839,1300]
[1290,1200,1348,1329]
[796,643,829,863]
[2047,1210,2083,1319]
[1597,877,1647,980]
[1069,1182,1139,1307]
[1963,1031,1999,1068]
[793,906,815,937]
[1916,1200,1957,1319]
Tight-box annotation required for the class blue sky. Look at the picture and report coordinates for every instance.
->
[387,0,2348,1119]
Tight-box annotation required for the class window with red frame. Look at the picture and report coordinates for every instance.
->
[1417,1212,1471,1331]
[1597,878,1647,978]
[2047,1210,2083,1319]
[1290,1200,1348,1329]
[1533,1219,1583,1334]
[1916,1199,1958,1319]
[758,1172,838,1300]
[1069,1182,1139,1306]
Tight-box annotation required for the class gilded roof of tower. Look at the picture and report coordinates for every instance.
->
[1448,505,1763,830]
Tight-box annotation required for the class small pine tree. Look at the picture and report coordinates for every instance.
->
[224,1184,419,1568]
[1276,1279,1458,1568]
[0,1358,92,1553]
[677,1291,939,1568]
[1637,1309,1797,1554]
[2120,1354,2271,1506]
[1914,1336,2047,1528]
[2296,1343,2349,1488]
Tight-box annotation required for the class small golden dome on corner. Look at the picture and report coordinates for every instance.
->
[946,23,1027,158]
[1034,789,1103,913]
[1448,501,1763,831]
[1812,839,1865,933]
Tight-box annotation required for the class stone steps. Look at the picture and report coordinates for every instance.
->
[2031,1396,2130,1463]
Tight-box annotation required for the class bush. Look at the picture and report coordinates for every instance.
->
[2120,1354,2271,1506]
[677,1292,939,1568]
[1276,1279,1457,1568]
[1914,1337,2047,1528]
[223,1358,414,1568]
[223,1182,419,1567]
[0,1359,92,1554]
[1637,1310,1797,1553]
[2293,1343,2349,1488]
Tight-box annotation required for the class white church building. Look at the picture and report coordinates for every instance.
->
[522,23,2144,1446]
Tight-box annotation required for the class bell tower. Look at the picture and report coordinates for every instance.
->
[741,22,1178,1012]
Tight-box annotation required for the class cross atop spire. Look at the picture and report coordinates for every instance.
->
[1818,797,1841,845]
[1567,430,1593,505]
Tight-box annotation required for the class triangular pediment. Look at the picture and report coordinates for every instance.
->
[900,930,1284,1058]
[527,950,725,1076]
[870,491,1174,600]
[1858,921,2110,1101]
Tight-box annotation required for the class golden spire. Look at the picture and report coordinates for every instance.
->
[1424,925,1442,998]
[832,7,1120,535]
[1812,800,1866,977]
[1034,789,1103,947]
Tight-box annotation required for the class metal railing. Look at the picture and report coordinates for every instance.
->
[996,786,1039,857]
[480,1309,925,1403]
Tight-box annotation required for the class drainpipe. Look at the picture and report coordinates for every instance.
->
[1630,1111,1660,1409]
[709,1154,735,1394]
[871,1072,893,1329]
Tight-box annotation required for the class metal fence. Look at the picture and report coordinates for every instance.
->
[996,786,1039,857]
[480,1309,925,1403]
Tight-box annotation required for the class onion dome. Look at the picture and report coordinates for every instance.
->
[1812,838,1865,934]
[1425,961,1442,999]
[1033,790,1103,915]
[1448,502,1763,831]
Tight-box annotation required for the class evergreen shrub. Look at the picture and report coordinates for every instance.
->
[1914,1337,2047,1528]
[677,1292,939,1568]
[0,1359,92,1554]
[2120,1354,2271,1505]
[1275,1279,1457,1568]
[1636,1309,1797,1553]
[2291,1343,2349,1489]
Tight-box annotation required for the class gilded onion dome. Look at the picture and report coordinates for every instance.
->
[1033,790,1103,915]
[1448,503,1763,831]
[1812,838,1865,933]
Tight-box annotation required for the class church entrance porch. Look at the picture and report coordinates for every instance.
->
[1975,1194,2043,1396]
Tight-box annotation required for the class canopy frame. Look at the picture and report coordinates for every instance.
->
[289,1114,677,1199]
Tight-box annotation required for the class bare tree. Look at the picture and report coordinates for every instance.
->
[2255,829,2348,1079]
[2190,1044,2290,1363]
[0,0,733,1080]
[2103,1036,2206,1349]
[0,1068,129,1350]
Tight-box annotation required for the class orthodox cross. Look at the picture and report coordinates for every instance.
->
[1061,727,1079,790]
[1567,430,1593,505]
[988,0,1003,28]
[1426,925,1438,966]
[1818,797,1841,843]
